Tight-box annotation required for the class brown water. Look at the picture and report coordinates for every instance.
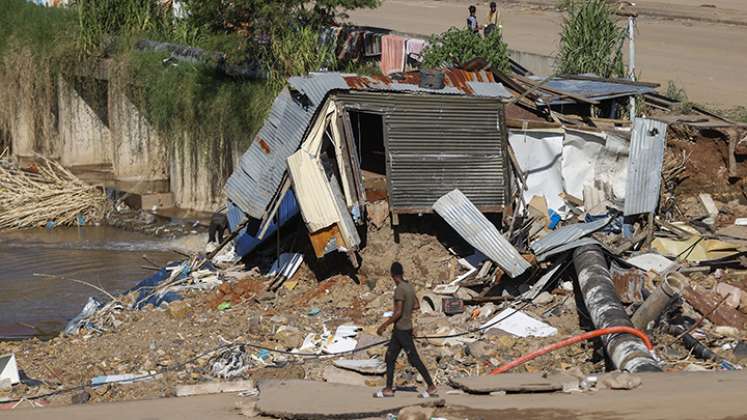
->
[0,227,175,338]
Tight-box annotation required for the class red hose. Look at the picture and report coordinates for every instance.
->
[489,326,654,375]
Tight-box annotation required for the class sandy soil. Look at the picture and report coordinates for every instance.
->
[346,0,747,107]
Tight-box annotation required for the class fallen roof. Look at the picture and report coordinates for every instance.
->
[225,70,511,220]
[528,76,659,104]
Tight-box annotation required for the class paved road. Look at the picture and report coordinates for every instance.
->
[347,0,747,107]
[4,371,747,419]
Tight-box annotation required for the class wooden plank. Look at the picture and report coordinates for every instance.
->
[175,380,255,397]
[683,285,747,329]
[309,224,343,258]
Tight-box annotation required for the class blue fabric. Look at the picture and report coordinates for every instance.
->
[129,263,187,309]
[233,190,300,257]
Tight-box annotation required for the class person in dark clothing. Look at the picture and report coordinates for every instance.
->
[374,262,437,398]
[208,212,228,244]
[467,5,479,33]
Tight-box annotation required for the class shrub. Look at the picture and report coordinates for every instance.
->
[422,27,510,73]
[556,0,626,78]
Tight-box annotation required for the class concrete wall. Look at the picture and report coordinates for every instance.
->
[57,77,112,167]
[170,136,218,212]
[109,88,169,193]
[9,99,35,158]
[508,49,556,76]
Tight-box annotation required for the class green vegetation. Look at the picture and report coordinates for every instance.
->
[556,0,626,78]
[0,0,378,158]
[422,27,510,73]
[665,81,693,113]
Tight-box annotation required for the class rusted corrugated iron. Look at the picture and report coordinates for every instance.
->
[342,69,497,96]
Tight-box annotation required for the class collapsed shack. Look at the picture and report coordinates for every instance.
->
[6,61,747,408]
[224,69,513,261]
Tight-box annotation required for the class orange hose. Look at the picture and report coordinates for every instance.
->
[489,326,654,375]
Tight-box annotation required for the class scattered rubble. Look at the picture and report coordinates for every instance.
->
[2,46,747,416]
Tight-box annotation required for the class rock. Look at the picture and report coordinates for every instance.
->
[275,327,304,349]
[715,282,746,308]
[455,287,479,301]
[0,378,12,392]
[713,325,741,338]
[270,315,289,324]
[398,405,434,420]
[257,291,276,302]
[466,341,494,360]
[71,390,91,404]
[598,372,642,390]
[532,291,554,305]
[561,281,574,292]
[732,341,747,360]
[684,363,708,372]
[367,200,390,229]
[322,366,368,386]
[236,400,259,417]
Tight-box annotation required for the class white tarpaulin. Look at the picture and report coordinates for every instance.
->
[481,308,557,337]
[562,129,629,208]
[510,128,630,216]
[509,129,566,214]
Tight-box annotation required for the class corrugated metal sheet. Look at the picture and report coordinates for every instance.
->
[226,70,509,219]
[624,118,668,216]
[226,201,246,232]
[433,189,530,278]
[538,77,658,102]
[287,150,340,232]
[536,237,601,262]
[530,217,611,255]
[225,74,349,219]
[468,81,512,98]
[336,91,510,212]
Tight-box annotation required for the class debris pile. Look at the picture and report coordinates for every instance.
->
[0,151,109,230]
[2,63,747,411]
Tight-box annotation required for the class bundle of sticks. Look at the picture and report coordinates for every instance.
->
[0,149,109,230]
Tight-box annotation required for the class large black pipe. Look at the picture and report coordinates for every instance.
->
[573,245,661,372]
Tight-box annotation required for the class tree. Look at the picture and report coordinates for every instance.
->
[183,0,379,36]
[556,0,626,78]
[421,27,510,73]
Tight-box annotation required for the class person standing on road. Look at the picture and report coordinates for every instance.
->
[484,1,502,37]
[467,5,479,34]
[374,262,438,398]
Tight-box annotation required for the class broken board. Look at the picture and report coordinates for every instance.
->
[449,373,576,394]
[255,380,444,419]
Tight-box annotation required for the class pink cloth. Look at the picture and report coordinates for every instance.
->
[406,38,427,62]
[380,35,407,75]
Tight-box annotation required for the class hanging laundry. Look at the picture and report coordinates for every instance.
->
[405,38,427,63]
[380,35,406,75]
[364,32,382,57]
[338,30,364,61]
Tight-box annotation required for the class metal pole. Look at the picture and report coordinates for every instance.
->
[628,15,636,121]
[573,245,661,372]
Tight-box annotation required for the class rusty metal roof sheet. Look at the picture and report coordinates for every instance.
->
[226,70,510,219]
[624,118,668,216]
[433,189,530,278]
[530,217,611,255]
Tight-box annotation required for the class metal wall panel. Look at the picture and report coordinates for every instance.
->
[624,118,668,216]
[335,92,510,213]
[530,217,611,255]
[433,189,530,278]
[225,74,349,219]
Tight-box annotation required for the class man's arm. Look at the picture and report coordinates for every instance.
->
[377,301,403,335]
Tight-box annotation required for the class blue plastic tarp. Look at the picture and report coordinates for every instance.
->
[229,190,299,258]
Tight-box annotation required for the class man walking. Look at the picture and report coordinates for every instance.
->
[374,262,437,398]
